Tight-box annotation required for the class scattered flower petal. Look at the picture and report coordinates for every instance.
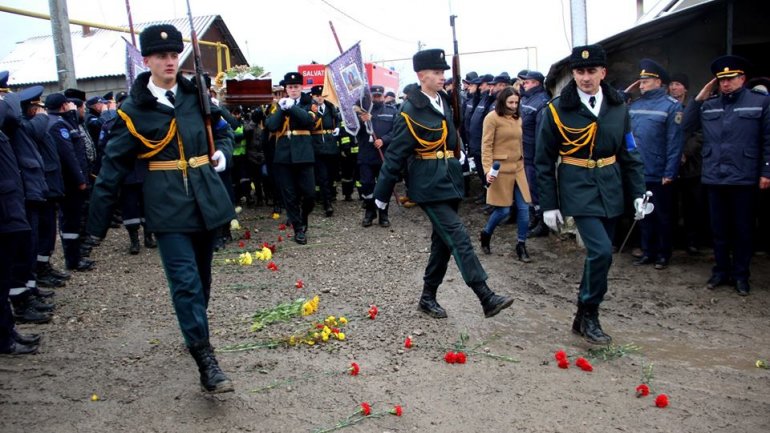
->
[295,279,304,289]
[391,405,403,416]
[455,352,467,364]
[368,305,378,320]
[555,350,567,362]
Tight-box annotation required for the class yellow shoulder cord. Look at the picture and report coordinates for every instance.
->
[548,104,597,158]
[314,117,323,130]
[176,132,189,195]
[118,109,178,159]
[277,117,290,138]
[400,112,448,153]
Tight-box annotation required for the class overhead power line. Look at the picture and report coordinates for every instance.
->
[318,0,415,44]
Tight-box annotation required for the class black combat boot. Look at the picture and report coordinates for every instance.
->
[571,302,586,335]
[188,342,234,393]
[470,281,514,318]
[515,242,531,263]
[25,295,55,313]
[324,201,334,217]
[378,206,390,227]
[527,209,549,237]
[580,304,612,345]
[127,226,141,255]
[12,329,41,346]
[0,341,39,355]
[417,284,448,318]
[479,230,491,254]
[144,230,157,248]
[11,296,52,324]
[38,261,70,281]
[294,227,307,245]
[362,199,376,227]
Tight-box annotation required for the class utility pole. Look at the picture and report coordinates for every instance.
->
[48,0,77,90]
[570,0,587,47]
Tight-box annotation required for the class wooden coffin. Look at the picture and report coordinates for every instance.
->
[224,79,273,105]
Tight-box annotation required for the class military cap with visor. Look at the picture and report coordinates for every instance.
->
[710,55,751,79]
[0,70,8,88]
[44,93,68,110]
[370,85,385,95]
[19,85,45,108]
[638,58,670,83]
[412,49,451,72]
[139,24,184,57]
[463,71,479,84]
[517,69,545,83]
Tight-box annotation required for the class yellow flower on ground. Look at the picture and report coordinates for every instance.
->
[306,340,315,345]
[272,213,280,220]
[230,219,241,230]
[301,303,313,316]
[336,332,346,341]
[289,336,297,346]
[261,247,272,260]
[322,334,330,342]
[339,317,348,324]
[238,252,253,266]
[323,326,331,334]
[90,394,99,401]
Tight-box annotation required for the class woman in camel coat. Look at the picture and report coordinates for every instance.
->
[480,87,532,261]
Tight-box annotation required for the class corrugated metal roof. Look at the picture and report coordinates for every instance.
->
[0,15,217,86]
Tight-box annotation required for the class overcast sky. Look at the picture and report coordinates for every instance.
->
[0,0,658,88]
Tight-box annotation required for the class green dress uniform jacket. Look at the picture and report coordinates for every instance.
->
[374,88,464,204]
[88,72,235,237]
[312,100,341,156]
[265,93,317,164]
[535,81,645,218]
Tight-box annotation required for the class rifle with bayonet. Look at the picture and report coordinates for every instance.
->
[185,0,216,160]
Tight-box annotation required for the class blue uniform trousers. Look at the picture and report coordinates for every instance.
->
[524,162,539,207]
[358,162,381,198]
[574,216,617,305]
[120,183,145,229]
[59,192,84,268]
[420,200,488,287]
[155,231,216,347]
[37,201,57,263]
[1,231,29,351]
[640,182,674,261]
[314,154,338,203]
[707,185,756,282]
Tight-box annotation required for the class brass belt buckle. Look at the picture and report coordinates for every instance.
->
[436,150,445,159]
[596,158,605,168]
[188,157,199,168]
[176,159,187,170]
[586,159,597,168]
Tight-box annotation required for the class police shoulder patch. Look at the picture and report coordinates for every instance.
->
[666,96,678,104]
[60,128,70,139]
[674,112,683,124]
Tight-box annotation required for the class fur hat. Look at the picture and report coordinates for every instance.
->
[139,24,184,57]
[569,44,607,69]
[412,49,450,72]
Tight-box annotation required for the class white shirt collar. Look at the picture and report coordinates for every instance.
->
[420,90,443,115]
[147,78,178,108]
[577,86,603,116]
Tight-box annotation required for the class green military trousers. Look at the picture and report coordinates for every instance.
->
[573,216,618,305]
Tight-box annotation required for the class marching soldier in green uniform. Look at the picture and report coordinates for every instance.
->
[536,44,646,345]
[265,72,317,244]
[374,49,514,319]
[88,25,235,393]
[310,85,341,216]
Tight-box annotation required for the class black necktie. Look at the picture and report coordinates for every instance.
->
[589,96,596,108]
[165,90,175,105]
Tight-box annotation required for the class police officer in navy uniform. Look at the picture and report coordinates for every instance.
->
[518,69,551,237]
[85,95,107,148]
[0,79,42,354]
[45,93,94,271]
[88,24,235,392]
[374,49,514,319]
[536,44,646,345]
[265,72,317,244]
[467,73,495,197]
[626,59,684,269]
[683,55,770,296]
[310,85,341,217]
[357,85,398,227]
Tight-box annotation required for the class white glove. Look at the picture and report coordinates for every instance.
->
[279,97,295,111]
[543,209,564,232]
[633,195,655,221]
[459,150,466,165]
[212,150,227,173]
[375,199,387,210]
[332,127,340,136]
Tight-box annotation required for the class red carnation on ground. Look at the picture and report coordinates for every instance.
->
[315,324,324,329]
[455,352,467,364]
[238,241,245,248]
[557,359,570,369]
[295,279,304,289]
[575,357,593,372]
[349,362,360,376]
[404,336,413,349]
[391,405,403,416]
[655,394,669,408]
[444,352,456,364]
[243,230,251,240]
[277,235,283,242]
[636,384,650,397]
[360,402,372,416]
[278,223,287,231]
[267,261,278,271]
[368,305,378,320]
[554,350,567,362]
[331,327,340,334]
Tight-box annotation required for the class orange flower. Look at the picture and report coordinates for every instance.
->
[349,362,360,376]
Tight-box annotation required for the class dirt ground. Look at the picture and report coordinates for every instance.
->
[2,185,769,433]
